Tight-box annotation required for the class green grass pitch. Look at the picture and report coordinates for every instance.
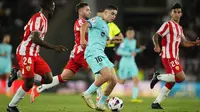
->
[0,94,200,112]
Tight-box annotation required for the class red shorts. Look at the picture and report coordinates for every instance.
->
[16,54,51,78]
[162,58,182,74]
[65,56,88,73]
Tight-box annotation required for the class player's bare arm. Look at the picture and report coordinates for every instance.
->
[181,35,199,47]
[0,52,6,56]
[31,32,67,52]
[80,22,90,47]
[110,33,124,44]
[152,33,161,53]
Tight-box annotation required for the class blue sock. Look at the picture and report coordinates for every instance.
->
[98,95,108,105]
[132,87,138,99]
[84,83,98,95]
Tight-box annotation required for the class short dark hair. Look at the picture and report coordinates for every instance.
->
[98,8,105,13]
[105,5,118,11]
[171,3,182,10]
[127,26,134,31]
[40,0,53,9]
[76,2,89,12]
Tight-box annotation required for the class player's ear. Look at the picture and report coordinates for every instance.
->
[180,12,183,17]
[169,10,172,17]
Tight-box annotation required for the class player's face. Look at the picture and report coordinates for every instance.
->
[82,6,91,19]
[126,30,135,39]
[104,9,117,23]
[3,35,11,44]
[48,2,56,18]
[170,8,182,21]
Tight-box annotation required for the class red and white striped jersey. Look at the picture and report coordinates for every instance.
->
[70,18,88,59]
[157,20,184,59]
[16,12,48,56]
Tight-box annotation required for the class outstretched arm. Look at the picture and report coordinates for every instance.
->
[80,22,90,47]
[181,36,198,47]
[152,33,162,53]
[32,32,55,50]
[31,32,67,52]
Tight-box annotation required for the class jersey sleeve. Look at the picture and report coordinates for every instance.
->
[87,17,99,28]
[156,22,169,37]
[109,23,121,37]
[75,19,86,31]
[117,42,132,56]
[29,15,43,32]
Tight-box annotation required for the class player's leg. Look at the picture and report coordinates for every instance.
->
[35,69,74,93]
[96,67,117,111]
[151,58,177,109]
[33,58,80,93]
[150,58,184,89]
[7,56,35,112]
[152,82,174,109]
[96,57,117,109]
[30,58,79,103]
[30,56,53,103]
[95,73,103,101]
[99,67,117,100]
[131,76,143,103]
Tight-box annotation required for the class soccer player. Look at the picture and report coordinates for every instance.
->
[95,8,123,102]
[150,3,200,109]
[117,27,145,103]
[7,0,67,112]
[80,5,118,111]
[28,2,91,103]
[0,34,12,96]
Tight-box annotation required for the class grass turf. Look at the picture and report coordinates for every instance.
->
[0,93,199,112]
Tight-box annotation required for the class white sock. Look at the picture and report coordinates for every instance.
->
[34,74,42,86]
[17,71,22,78]
[37,76,60,93]
[6,79,10,93]
[153,86,170,104]
[157,74,175,82]
[9,86,26,107]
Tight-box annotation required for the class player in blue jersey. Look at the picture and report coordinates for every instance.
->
[0,34,12,96]
[80,5,118,111]
[117,27,145,103]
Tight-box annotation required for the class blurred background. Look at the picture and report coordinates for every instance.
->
[0,0,200,98]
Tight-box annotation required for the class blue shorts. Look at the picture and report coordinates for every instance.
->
[0,60,11,75]
[86,55,114,74]
[118,60,138,80]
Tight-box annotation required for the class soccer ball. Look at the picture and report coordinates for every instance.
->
[108,97,124,112]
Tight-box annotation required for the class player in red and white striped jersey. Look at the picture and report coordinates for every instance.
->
[29,2,91,103]
[150,3,200,109]
[7,0,67,112]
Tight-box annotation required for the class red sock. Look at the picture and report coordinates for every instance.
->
[40,78,44,84]
[58,74,64,83]
[165,82,175,90]
[22,84,32,92]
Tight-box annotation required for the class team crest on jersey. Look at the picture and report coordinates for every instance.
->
[175,66,179,70]
[101,32,105,37]
[26,66,31,71]
[91,17,96,23]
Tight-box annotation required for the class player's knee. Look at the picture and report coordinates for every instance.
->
[44,77,53,84]
[176,75,185,83]
[179,76,185,82]
[24,83,33,91]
